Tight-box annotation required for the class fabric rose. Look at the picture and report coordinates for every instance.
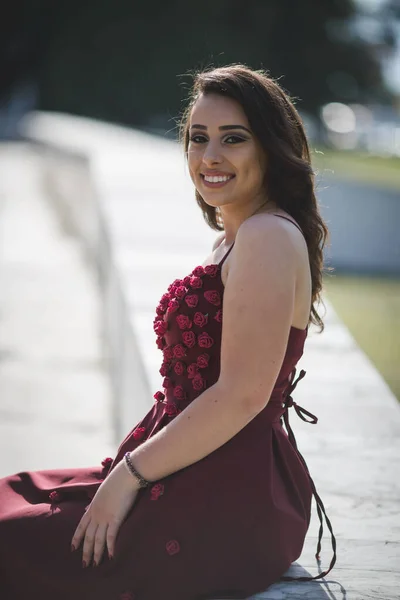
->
[190,276,203,289]
[183,275,191,286]
[168,278,182,292]
[173,344,186,359]
[154,320,168,336]
[159,361,170,377]
[184,294,199,308]
[174,361,185,376]
[197,353,210,369]
[204,264,218,277]
[133,427,146,441]
[192,373,205,391]
[187,363,198,379]
[156,305,165,316]
[154,390,165,402]
[49,490,61,502]
[156,337,165,350]
[167,298,180,313]
[150,483,165,500]
[182,331,196,348]
[101,457,113,469]
[162,377,172,389]
[163,347,174,361]
[166,540,180,555]
[192,266,205,277]
[159,293,170,307]
[120,592,135,600]
[193,311,208,327]
[214,309,223,323]
[198,332,214,348]
[176,314,192,330]
[165,403,178,417]
[204,290,221,306]
[173,385,185,401]
[174,285,187,299]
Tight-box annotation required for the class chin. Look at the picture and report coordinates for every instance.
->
[202,199,226,211]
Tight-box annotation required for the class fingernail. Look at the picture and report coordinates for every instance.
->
[82,561,87,568]
[93,561,97,568]
[108,552,113,561]
[71,544,75,552]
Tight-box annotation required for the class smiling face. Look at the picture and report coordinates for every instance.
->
[187,93,268,212]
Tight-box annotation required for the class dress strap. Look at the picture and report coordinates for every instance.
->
[270,213,304,236]
[279,367,337,582]
[217,213,301,269]
[218,242,235,267]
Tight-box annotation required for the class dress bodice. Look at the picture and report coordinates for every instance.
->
[152,247,307,420]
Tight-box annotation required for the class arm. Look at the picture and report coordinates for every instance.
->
[130,216,298,481]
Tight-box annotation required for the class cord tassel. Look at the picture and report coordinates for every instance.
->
[280,368,337,581]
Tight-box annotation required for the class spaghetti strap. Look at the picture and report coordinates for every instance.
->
[218,243,235,267]
[271,213,304,236]
[217,213,301,268]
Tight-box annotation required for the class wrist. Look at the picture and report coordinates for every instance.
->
[123,452,152,489]
[120,459,141,490]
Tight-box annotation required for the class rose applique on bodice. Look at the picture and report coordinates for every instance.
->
[152,263,224,418]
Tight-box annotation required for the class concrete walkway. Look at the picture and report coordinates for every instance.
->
[0,143,115,477]
[6,114,400,599]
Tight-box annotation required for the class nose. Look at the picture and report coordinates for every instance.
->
[202,140,223,166]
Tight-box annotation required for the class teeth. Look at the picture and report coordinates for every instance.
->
[204,175,232,183]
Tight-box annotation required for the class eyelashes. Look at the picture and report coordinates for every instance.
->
[189,134,247,145]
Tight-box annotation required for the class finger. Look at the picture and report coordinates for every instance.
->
[71,511,90,551]
[93,523,108,567]
[82,521,98,567]
[106,521,120,559]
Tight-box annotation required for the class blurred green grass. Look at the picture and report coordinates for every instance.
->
[312,149,400,191]
[324,274,400,401]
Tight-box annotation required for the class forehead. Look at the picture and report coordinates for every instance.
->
[190,93,249,126]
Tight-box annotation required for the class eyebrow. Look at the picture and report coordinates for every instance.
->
[190,124,252,134]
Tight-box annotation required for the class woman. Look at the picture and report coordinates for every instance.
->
[0,64,336,599]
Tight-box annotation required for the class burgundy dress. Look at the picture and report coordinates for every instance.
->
[0,215,336,600]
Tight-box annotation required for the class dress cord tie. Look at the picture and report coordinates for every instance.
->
[279,368,337,582]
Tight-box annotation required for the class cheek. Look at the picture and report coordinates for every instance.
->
[236,147,262,180]
[241,158,264,188]
[248,153,265,187]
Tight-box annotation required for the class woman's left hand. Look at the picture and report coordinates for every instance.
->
[71,459,140,567]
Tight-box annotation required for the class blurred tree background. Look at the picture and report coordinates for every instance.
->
[1,0,396,130]
[1,0,399,401]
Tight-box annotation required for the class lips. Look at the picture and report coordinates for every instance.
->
[201,172,235,183]
[200,173,235,188]
[201,171,234,177]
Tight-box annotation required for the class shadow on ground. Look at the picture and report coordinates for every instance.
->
[247,562,347,600]
[210,563,347,599]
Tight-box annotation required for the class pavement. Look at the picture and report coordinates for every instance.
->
[3,116,400,599]
[0,143,115,476]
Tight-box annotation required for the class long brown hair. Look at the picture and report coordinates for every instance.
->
[179,64,331,333]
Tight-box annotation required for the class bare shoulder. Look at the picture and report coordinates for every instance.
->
[239,211,305,247]
[232,212,302,271]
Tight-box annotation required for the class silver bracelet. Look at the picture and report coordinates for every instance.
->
[123,452,151,488]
